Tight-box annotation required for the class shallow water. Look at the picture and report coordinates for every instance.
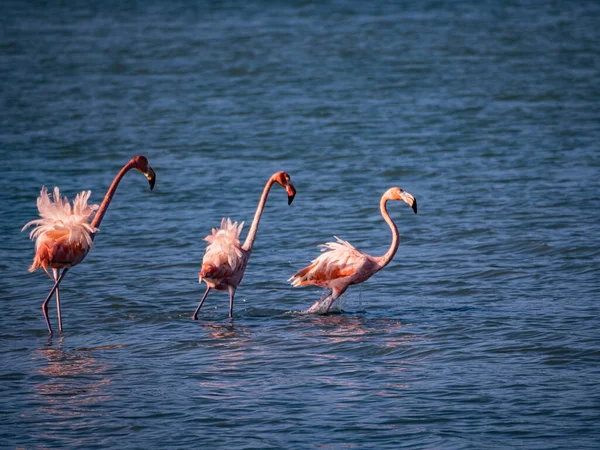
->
[1,1,600,448]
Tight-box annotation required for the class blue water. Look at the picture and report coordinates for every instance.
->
[1,1,600,448]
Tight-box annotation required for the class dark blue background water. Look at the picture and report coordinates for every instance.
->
[1,1,599,448]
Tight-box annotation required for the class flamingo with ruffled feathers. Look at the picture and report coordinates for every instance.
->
[192,171,296,319]
[289,187,417,314]
[22,155,156,334]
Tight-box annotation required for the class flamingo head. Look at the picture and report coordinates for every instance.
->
[274,171,296,205]
[389,187,417,214]
[132,156,156,191]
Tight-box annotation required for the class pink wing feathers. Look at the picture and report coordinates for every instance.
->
[199,218,244,282]
[289,236,369,288]
[22,187,99,274]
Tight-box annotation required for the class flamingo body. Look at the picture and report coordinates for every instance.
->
[291,237,379,289]
[24,187,98,275]
[199,218,249,291]
[290,187,417,314]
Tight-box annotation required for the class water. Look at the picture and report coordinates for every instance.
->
[1,1,599,448]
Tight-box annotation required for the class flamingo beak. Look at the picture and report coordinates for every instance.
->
[287,183,296,205]
[400,191,417,214]
[146,167,156,191]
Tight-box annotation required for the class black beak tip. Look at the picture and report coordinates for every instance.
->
[412,200,418,214]
[288,193,295,206]
[149,177,156,191]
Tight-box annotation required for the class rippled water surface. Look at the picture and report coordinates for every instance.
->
[2,1,600,448]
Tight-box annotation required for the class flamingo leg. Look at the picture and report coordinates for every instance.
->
[306,289,333,314]
[41,294,52,335]
[192,286,211,320]
[228,286,236,318]
[324,287,347,314]
[52,269,63,332]
[324,295,337,314]
[319,289,333,303]
[41,268,69,334]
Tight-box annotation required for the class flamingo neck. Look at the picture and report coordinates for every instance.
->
[242,177,276,252]
[90,159,137,233]
[376,196,400,269]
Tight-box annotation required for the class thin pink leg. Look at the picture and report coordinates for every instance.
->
[324,295,337,314]
[53,269,63,332]
[324,288,345,314]
[228,286,236,318]
[319,289,333,303]
[41,268,68,334]
[41,292,52,334]
[306,289,333,314]
[192,286,211,320]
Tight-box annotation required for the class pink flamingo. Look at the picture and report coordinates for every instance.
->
[193,171,296,319]
[22,155,156,334]
[289,187,417,314]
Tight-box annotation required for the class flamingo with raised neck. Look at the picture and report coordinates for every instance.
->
[289,187,417,314]
[22,155,156,333]
[193,171,296,319]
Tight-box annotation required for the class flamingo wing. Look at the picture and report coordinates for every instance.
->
[200,218,244,281]
[290,236,369,287]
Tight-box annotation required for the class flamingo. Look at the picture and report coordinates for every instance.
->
[289,187,417,314]
[192,171,296,319]
[22,155,156,334]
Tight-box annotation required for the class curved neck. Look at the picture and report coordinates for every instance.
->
[90,159,137,232]
[376,196,400,268]
[242,177,276,252]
